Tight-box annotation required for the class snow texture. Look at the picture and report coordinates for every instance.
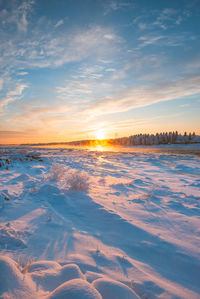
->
[0,145,200,298]
[48,279,102,299]
[0,256,36,299]
[92,278,139,298]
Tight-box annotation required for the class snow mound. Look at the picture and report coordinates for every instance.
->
[48,278,102,299]
[92,278,139,299]
[60,263,85,281]
[30,263,84,292]
[85,271,105,283]
[0,255,35,299]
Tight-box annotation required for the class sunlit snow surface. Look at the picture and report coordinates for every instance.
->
[0,146,200,298]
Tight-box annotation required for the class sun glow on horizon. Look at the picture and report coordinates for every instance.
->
[0,0,199,145]
[95,129,105,140]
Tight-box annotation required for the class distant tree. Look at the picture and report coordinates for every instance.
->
[109,131,199,146]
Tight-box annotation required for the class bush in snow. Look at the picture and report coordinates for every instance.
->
[48,163,68,181]
[66,169,90,191]
[0,158,10,170]
[48,164,89,191]
[17,257,35,273]
[0,192,10,209]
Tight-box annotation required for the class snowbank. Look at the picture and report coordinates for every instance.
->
[48,279,102,299]
[92,278,139,299]
[0,256,36,299]
[0,255,140,299]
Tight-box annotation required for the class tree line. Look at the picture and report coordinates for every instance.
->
[110,131,200,146]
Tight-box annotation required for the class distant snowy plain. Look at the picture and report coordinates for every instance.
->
[0,145,200,298]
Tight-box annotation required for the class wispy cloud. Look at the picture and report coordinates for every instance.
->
[137,32,191,49]
[56,64,121,106]
[0,0,34,33]
[101,112,182,131]
[7,84,27,97]
[0,78,3,90]
[15,104,70,121]
[138,35,165,47]
[186,54,200,69]
[82,75,200,118]
[153,8,177,30]
[0,130,28,137]
[135,7,190,32]
[138,23,147,30]
[18,71,28,76]
[104,1,132,15]
[0,0,199,142]
[0,24,120,73]
[55,19,64,28]
[0,84,27,111]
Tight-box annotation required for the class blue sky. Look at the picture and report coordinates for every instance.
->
[0,0,200,143]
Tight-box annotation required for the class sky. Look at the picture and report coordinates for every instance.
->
[0,0,200,144]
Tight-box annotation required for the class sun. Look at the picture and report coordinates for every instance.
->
[95,129,105,140]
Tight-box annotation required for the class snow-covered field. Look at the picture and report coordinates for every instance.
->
[0,146,200,299]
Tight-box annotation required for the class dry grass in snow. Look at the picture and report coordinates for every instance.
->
[48,163,89,191]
